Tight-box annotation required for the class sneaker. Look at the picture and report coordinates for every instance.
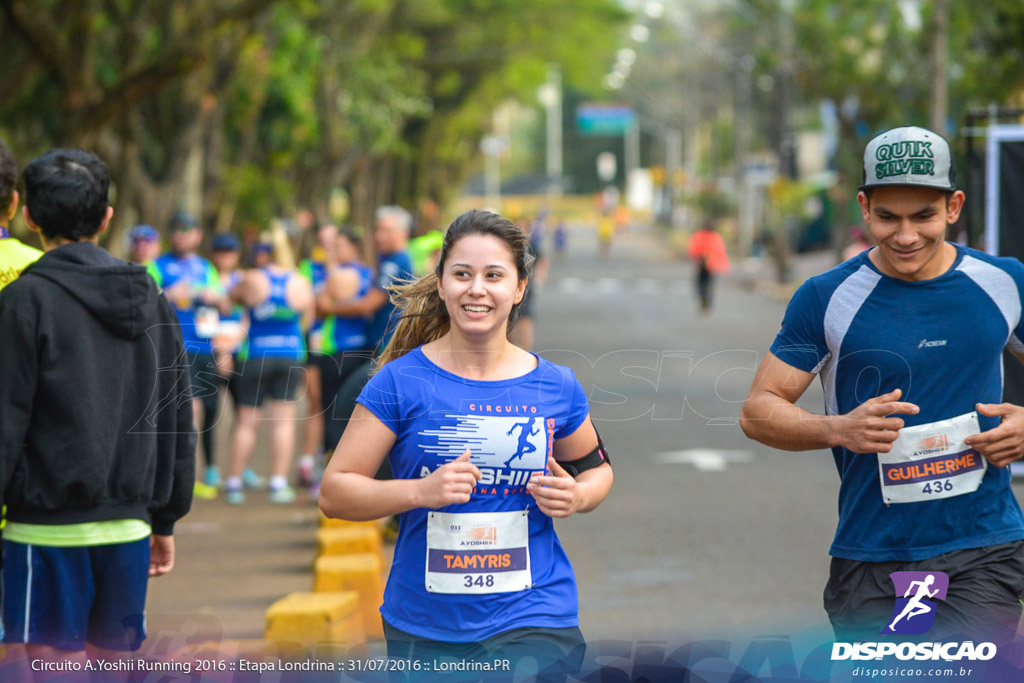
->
[204,465,222,489]
[268,486,296,504]
[312,452,327,485]
[225,488,246,505]
[193,481,218,500]
[242,468,266,490]
[296,455,315,487]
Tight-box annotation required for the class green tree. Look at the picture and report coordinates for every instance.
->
[0,0,273,250]
[1,0,626,252]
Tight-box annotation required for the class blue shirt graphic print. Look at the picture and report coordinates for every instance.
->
[357,346,590,642]
[419,413,548,477]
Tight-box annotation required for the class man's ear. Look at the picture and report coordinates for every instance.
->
[22,204,39,233]
[4,190,18,223]
[946,190,965,224]
[856,191,871,223]
[97,206,114,234]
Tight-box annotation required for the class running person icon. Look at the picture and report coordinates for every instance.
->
[888,575,939,632]
[319,210,612,681]
[505,418,540,468]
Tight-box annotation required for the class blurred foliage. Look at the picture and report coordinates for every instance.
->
[3,0,1023,259]
[0,0,625,254]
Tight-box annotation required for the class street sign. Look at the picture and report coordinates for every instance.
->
[576,103,636,136]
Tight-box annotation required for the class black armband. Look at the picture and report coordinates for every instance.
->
[561,428,611,478]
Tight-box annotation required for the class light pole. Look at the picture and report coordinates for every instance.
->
[537,64,563,200]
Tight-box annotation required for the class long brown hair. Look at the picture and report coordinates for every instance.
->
[376,209,535,368]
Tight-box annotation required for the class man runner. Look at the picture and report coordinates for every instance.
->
[741,126,1024,643]
[150,211,233,500]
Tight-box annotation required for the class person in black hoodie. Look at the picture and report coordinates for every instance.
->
[0,149,194,660]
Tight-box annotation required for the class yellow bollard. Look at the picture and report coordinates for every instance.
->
[315,525,382,558]
[314,553,386,640]
[264,591,366,647]
[318,511,382,530]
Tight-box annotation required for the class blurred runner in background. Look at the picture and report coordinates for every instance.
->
[686,222,731,315]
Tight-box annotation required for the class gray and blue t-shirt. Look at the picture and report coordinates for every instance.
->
[771,244,1024,562]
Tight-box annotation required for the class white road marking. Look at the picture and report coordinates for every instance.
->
[654,448,753,472]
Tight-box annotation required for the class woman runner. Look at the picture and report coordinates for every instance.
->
[319,209,612,680]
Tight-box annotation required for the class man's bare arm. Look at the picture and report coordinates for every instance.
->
[740,351,918,453]
[323,287,388,317]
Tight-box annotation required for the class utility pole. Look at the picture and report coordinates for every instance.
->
[735,54,755,257]
[773,0,797,283]
[928,0,950,134]
[624,117,641,201]
[539,64,563,200]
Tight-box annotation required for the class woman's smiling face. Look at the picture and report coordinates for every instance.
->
[437,233,526,338]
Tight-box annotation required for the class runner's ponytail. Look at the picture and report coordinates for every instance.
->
[375,272,449,367]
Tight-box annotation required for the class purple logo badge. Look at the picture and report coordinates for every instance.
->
[882,571,949,635]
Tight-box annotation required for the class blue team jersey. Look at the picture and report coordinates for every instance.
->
[221,271,244,325]
[770,244,1024,561]
[368,251,414,352]
[150,253,223,355]
[357,347,591,641]
[239,269,305,361]
[321,262,373,354]
[299,257,329,335]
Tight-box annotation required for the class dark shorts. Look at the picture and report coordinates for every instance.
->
[321,351,375,412]
[306,351,332,374]
[824,540,1024,643]
[2,537,150,651]
[232,356,306,407]
[211,362,242,407]
[383,620,585,682]
[186,352,221,402]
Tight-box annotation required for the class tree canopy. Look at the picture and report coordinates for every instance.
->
[0,0,626,252]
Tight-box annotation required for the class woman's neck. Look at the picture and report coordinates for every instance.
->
[425,331,528,381]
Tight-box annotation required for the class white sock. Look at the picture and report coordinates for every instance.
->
[269,475,288,491]
[225,476,243,492]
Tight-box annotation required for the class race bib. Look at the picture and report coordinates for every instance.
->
[195,306,221,338]
[214,320,245,354]
[877,412,986,504]
[425,510,531,594]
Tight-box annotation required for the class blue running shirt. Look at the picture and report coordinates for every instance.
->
[240,269,305,361]
[299,257,329,341]
[770,245,1024,561]
[150,253,223,355]
[368,251,414,352]
[321,262,373,354]
[357,347,590,641]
